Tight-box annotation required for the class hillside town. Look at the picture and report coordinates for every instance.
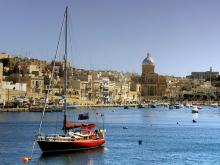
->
[0,51,220,109]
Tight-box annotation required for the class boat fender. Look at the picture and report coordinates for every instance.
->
[192,119,197,123]
[22,156,31,163]
[138,140,142,145]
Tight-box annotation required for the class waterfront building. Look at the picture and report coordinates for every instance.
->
[28,64,42,76]
[141,53,166,100]
[0,52,10,59]
[22,75,44,93]
[121,82,130,103]
[111,82,123,104]
[2,81,27,92]
[187,67,219,80]
[80,80,89,101]
[91,80,102,103]
[0,62,3,83]
[165,76,220,101]
[129,83,141,103]
[0,89,26,101]
[102,77,110,103]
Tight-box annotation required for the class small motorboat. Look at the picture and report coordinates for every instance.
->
[185,103,192,108]
[169,105,174,109]
[192,119,197,123]
[149,104,157,108]
[174,104,184,109]
[137,104,144,108]
[191,106,198,113]
[210,103,218,108]
[66,104,77,109]
[124,105,129,109]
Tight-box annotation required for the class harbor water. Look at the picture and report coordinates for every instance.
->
[1,106,220,164]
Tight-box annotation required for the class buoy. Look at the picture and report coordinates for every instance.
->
[176,122,179,125]
[138,140,142,145]
[22,156,31,163]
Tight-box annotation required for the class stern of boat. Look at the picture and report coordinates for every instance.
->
[98,129,106,139]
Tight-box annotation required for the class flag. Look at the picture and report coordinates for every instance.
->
[78,112,89,120]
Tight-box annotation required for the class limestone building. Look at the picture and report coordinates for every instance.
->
[0,62,3,83]
[141,53,166,100]
[187,67,219,80]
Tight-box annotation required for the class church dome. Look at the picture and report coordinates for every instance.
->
[142,53,154,65]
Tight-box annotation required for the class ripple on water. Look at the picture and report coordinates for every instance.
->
[1,107,220,164]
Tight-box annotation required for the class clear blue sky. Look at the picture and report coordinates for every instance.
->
[1,0,220,76]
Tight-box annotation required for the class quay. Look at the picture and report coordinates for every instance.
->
[0,108,29,112]
[0,101,220,112]
[0,104,141,112]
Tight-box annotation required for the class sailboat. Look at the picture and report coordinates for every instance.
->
[36,7,106,153]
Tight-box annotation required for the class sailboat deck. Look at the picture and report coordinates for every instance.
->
[37,132,99,142]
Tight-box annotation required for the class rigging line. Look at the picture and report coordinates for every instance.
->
[67,9,73,66]
[55,111,59,134]
[68,10,79,124]
[29,11,66,159]
[67,10,76,123]
[94,109,99,127]
[73,108,76,123]
[68,8,81,69]
[67,8,73,65]
[63,6,68,134]
[38,11,65,135]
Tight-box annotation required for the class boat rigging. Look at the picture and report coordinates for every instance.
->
[22,6,106,163]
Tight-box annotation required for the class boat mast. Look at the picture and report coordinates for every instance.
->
[63,6,68,134]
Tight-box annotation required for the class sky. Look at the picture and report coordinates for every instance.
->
[1,0,220,77]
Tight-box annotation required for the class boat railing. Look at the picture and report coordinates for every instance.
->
[36,133,78,142]
[36,134,61,141]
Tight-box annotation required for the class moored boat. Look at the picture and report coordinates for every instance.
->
[37,123,105,153]
[137,104,144,108]
[174,104,184,109]
[124,105,129,109]
[66,103,77,109]
[185,103,192,108]
[192,106,199,113]
[149,103,157,108]
[197,106,203,110]
[35,7,106,154]
[210,103,218,108]
[169,105,174,109]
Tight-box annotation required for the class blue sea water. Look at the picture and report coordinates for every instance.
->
[1,106,220,165]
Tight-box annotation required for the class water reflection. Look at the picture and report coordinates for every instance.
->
[38,146,106,165]
[3,107,220,164]
[192,113,198,119]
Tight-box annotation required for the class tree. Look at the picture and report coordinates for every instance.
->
[13,63,20,74]
[44,76,50,85]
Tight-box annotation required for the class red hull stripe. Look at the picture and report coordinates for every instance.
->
[37,139,105,153]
